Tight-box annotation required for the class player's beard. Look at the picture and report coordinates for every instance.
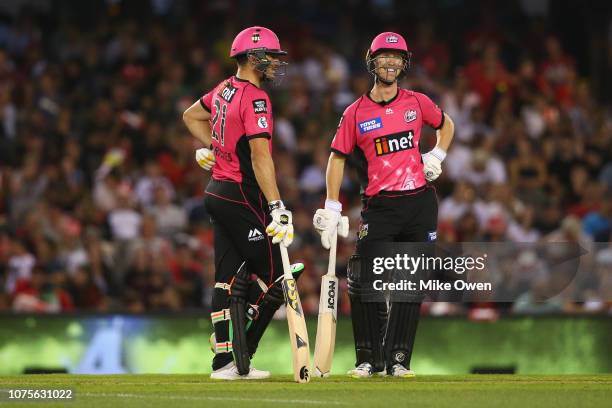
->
[262,61,287,86]
[375,66,400,85]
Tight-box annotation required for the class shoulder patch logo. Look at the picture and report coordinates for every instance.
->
[358,117,383,134]
[252,99,268,114]
[252,33,260,43]
[404,110,417,123]
[257,116,268,129]
[218,84,238,103]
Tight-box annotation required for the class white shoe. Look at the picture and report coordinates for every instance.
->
[210,362,271,380]
[245,366,271,379]
[390,364,416,378]
[347,362,374,378]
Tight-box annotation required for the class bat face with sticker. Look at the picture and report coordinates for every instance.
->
[314,215,348,377]
[280,245,311,383]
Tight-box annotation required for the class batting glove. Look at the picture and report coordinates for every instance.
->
[313,199,349,249]
[195,147,215,171]
[421,146,446,182]
[266,200,294,247]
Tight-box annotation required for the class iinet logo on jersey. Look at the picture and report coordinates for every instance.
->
[218,84,238,102]
[248,228,264,242]
[374,131,415,156]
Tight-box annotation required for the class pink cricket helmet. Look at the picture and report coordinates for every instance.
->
[368,32,409,56]
[230,26,287,58]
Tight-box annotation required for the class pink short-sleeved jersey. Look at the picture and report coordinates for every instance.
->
[331,89,444,196]
[200,76,273,185]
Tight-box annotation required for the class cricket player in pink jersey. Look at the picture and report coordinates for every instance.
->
[314,32,455,377]
[183,26,296,380]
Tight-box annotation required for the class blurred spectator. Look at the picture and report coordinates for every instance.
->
[439,182,476,224]
[441,70,481,143]
[512,276,565,314]
[67,266,106,310]
[167,239,204,307]
[147,185,187,239]
[107,191,142,242]
[12,267,73,313]
[459,148,507,187]
[507,207,541,243]
[134,161,175,208]
[538,36,576,107]
[464,42,511,112]
[5,239,35,294]
[582,191,612,242]
[509,139,547,190]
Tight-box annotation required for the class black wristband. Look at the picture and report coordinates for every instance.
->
[268,200,285,212]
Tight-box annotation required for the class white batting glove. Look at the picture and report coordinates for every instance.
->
[195,147,215,171]
[422,146,446,182]
[266,200,294,247]
[313,200,349,249]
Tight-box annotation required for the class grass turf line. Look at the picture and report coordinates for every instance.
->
[0,375,610,408]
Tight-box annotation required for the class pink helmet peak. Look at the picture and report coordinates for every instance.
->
[230,26,287,58]
[368,32,409,56]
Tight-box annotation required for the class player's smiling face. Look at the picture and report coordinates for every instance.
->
[374,51,404,83]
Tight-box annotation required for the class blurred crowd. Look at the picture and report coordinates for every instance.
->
[0,0,610,315]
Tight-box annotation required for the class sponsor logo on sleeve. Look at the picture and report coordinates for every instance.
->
[358,117,383,134]
[257,116,268,129]
[404,110,417,123]
[218,84,238,102]
[427,231,437,242]
[252,99,268,114]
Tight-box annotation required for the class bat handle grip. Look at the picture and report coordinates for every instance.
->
[327,230,337,277]
[279,244,293,280]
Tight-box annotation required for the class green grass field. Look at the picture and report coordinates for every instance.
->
[0,375,611,408]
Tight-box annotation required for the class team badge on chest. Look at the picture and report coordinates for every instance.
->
[404,110,417,123]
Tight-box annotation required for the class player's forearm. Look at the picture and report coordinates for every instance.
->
[252,153,281,202]
[326,153,346,202]
[436,113,454,152]
[183,101,213,146]
[183,115,213,147]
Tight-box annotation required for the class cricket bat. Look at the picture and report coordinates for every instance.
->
[279,244,311,383]
[314,231,338,378]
